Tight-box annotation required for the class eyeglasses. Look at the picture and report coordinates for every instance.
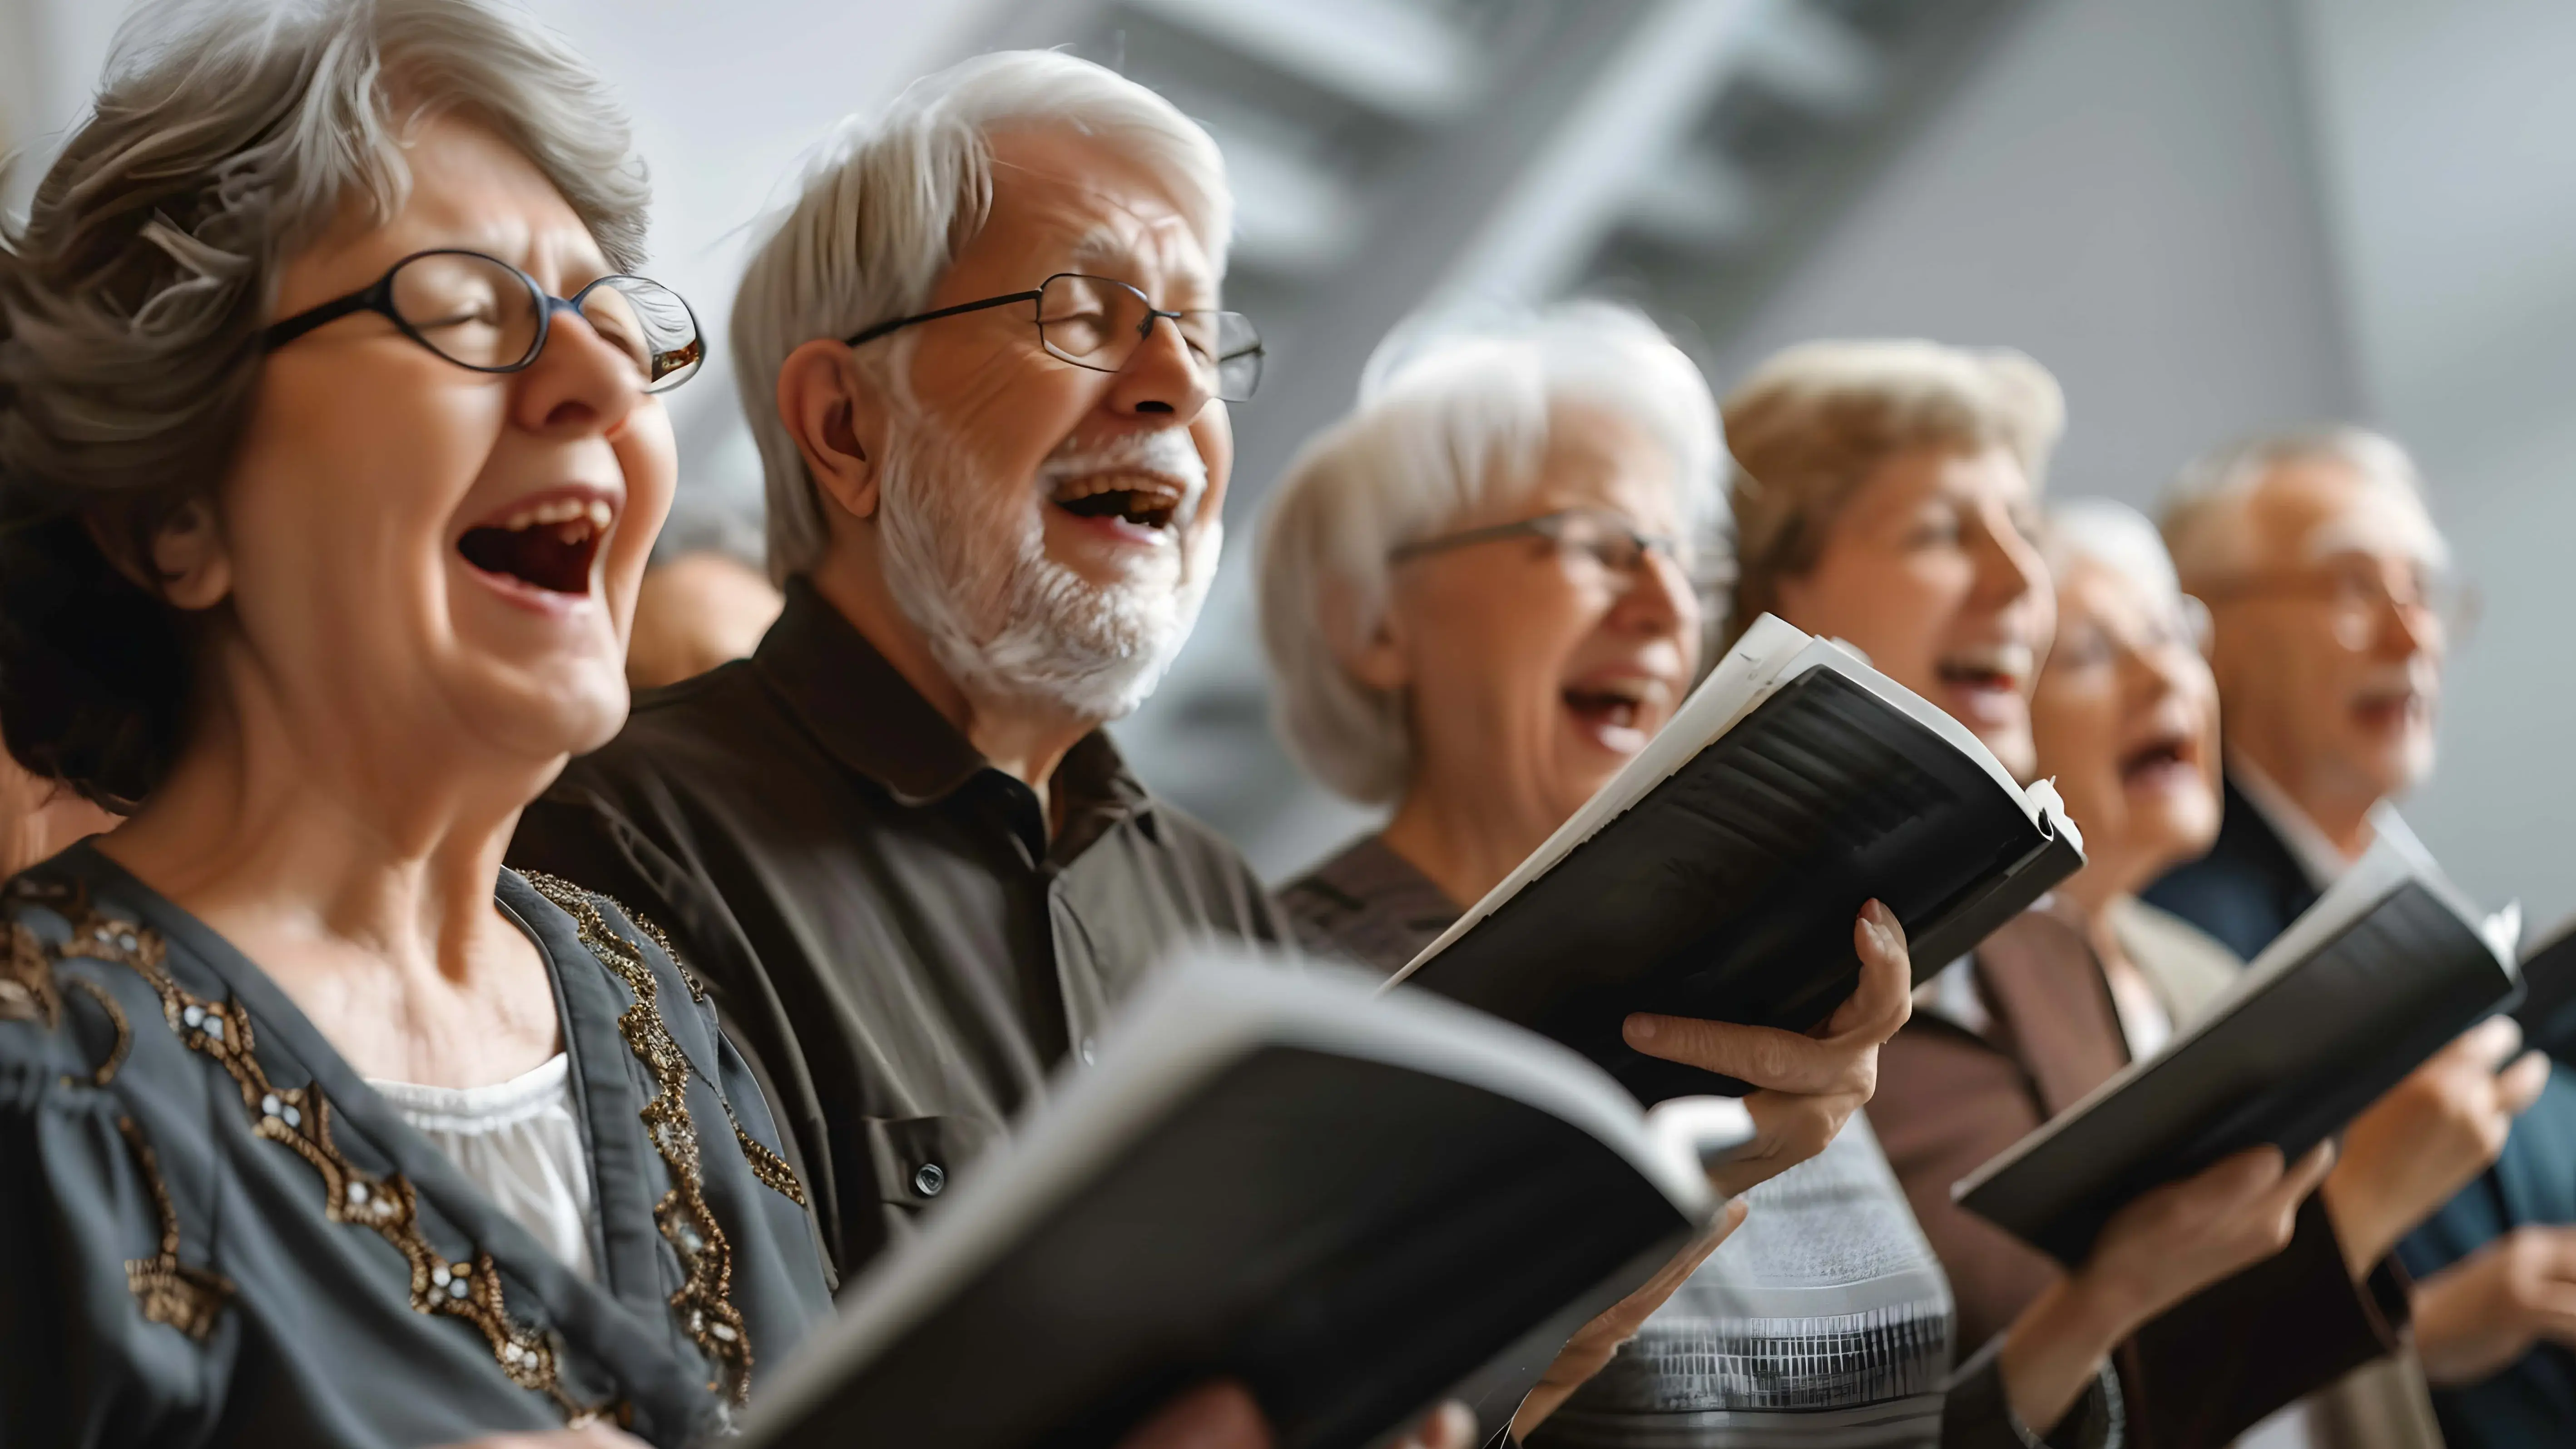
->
[2046,595,2214,682]
[1391,508,1697,590]
[263,249,705,392]
[2196,557,2479,651]
[844,272,1264,402]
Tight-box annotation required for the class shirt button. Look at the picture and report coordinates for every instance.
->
[912,1162,946,1199]
[1079,1039,1097,1066]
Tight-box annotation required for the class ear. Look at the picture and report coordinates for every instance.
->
[89,501,233,612]
[1327,587,1412,695]
[777,338,889,523]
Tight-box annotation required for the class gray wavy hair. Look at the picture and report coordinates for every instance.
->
[729,50,1233,583]
[1258,301,1724,804]
[0,0,648,806]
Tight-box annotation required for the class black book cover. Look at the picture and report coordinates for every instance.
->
[1400,665,2080,1104]
[1958,854,2514,1266]
[741,957,1748,1449]
[2512,919,2576,1061]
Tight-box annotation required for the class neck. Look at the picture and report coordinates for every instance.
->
[93,665,545,987]
[1378,772,1559,913]
[2233,739,2377,861]
[808,545,1093,801]
[2050,859,2133,975]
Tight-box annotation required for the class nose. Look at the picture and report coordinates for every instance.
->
[1971,502,2049,610]
[2377,585,2442,661]
[1610,545,1698,640]
[1102,312,1216,423]
[511,302,648,438]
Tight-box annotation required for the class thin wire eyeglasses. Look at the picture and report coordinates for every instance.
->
[1390,508,1710,595]
[2195,556,2480,651]
[843,272,1264,402]
[263,248,705,393]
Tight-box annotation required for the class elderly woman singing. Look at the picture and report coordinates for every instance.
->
[0,3,828,1444]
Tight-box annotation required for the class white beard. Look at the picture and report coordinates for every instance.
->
[875,407,1219,724]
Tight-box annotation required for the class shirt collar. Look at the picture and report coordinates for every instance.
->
[752,575,1156,834]
[2226,750,2421,891]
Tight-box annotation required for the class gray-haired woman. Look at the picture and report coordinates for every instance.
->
[0,4,827,1445]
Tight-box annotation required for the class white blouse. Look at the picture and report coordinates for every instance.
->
[369,1054,597,1282]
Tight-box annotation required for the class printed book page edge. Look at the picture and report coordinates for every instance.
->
[1950,835,2512,1202]
[745,950,1735,1440]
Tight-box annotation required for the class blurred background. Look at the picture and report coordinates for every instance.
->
[7,0,2573,926]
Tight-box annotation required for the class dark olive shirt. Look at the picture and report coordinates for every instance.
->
[509,577,1292,1281]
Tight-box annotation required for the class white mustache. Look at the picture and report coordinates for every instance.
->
[1036,429,1210,528]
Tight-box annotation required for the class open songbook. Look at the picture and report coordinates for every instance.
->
[738,951,1754,1449]
[1958,834,2521,1266]
[1389,613,2085,1103]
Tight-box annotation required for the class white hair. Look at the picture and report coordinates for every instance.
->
[2158,424,2443,584]
[2046,498,2182,601]
[1258,301,1724,804]
[729,50,1233,582]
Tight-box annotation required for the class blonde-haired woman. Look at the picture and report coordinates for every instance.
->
[1722,340,2517,1449]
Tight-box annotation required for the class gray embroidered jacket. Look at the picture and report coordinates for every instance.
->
[0,845,831,1448]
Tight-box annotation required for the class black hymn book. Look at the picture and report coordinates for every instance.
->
[1389,613,2086,1103]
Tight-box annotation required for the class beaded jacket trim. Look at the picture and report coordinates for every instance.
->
[522,872,765,1404]
[24,879,613,1426]
[114,1114,235,1340]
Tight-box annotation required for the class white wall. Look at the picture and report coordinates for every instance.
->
[1712,0,2361,500]
[2298,0,2576,932]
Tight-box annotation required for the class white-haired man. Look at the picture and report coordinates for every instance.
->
[2143,427,2576,1448]
[512,50,1903,1445]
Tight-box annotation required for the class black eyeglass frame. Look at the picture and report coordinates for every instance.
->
[260,248,706,393]
[842,272,1266,401]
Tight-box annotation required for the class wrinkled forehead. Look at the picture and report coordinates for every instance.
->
[2267,460,2448,570]
[983,126,1219,304]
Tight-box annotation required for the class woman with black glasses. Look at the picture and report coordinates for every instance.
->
[0,3,827,1444]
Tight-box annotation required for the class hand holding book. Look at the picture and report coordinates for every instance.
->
[1621,899,1913,1197]
[2322,1016,2551,1276]
[1996,1140,2338,1433]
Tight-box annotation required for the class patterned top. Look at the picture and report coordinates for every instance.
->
[0,844,831,1448]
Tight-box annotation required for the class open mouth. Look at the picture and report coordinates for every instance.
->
[1049,472,1187,532]
[1935,642,2035,697]
[1561,673,1672,754]
[2351,686,2423,731]
[2118,730,2195,788]
[457,495,614,596]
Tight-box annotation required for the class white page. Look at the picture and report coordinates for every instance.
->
[1387,614,2078,985]
[1952,834,2514,1198]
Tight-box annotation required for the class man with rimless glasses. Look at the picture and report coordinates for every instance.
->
[511,47,1907,1445]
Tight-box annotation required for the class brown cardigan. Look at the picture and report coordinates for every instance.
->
[1869,910,2414,1449]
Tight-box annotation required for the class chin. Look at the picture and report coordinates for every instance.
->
[463,660,631,766]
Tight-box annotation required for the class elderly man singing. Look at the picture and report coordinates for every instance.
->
[511,50,1906,1443]
[2140,428,2576,1449]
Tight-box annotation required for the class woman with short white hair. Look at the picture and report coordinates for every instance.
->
[1262,308,2132,1448]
